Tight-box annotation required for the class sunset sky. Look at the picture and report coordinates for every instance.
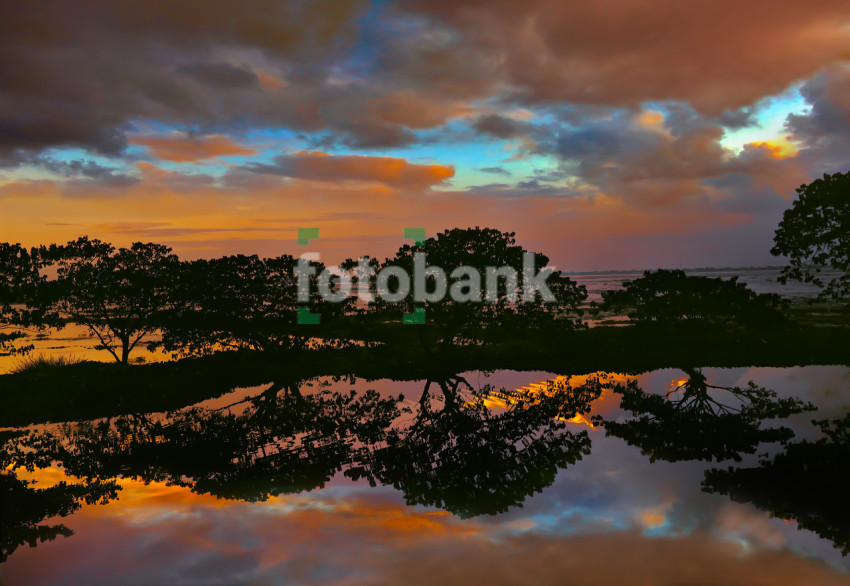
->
[2,1,850,270]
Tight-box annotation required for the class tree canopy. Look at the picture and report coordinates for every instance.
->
[39,237,180,364]
[771,170,850,303]
[0,242,54,356]
[593,369,814,463]
[155,253,334,357]
[373,227,587,345]
[599,269,787,328]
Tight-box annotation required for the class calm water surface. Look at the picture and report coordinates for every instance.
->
[3,365,849,585]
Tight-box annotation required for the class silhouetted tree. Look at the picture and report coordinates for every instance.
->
[156,254,338,357]
[0,243,57,356]
[20,369,608,519]
[374,228,587,346]
[39,237,180,364]
[703,413,850,555]
[771,170,850,303]
[593,369,814,462]
[599,269,787,328]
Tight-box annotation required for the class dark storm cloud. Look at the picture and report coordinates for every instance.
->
[0,150,140,187]
[38,159,127,181]
[663,104,757,137]
[501,106,809,209]
[0,0,508,164]
[2,0,849,217]
[0,0,384,161]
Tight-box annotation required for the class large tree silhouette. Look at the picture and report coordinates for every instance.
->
[156,254,337,357]
[38,237,180,364]
[599,269,787,328]
[0,243,57,356]
[14,370,606,520]
[373,228,587,347]
[0,430,119,562]
[771,170,850,303]
[47,378,403,503]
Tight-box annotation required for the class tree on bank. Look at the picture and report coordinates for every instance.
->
[373,227,588,345]
[40,237,180,365]
[599,269,787,328]
[155,253,334,357]
[771,170,850,303]
[1,243,34,355]
[593,369,814,463]
[0,243,56,356]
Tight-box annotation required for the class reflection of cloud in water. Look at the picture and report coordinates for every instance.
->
[480,372,635,428]
[5,471,849,585]
[3,366,850,582]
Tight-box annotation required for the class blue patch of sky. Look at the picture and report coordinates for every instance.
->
[720,84,810,152]
[4,146,131,181]
[374,133,556,191]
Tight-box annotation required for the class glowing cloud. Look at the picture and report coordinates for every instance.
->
[130,135,258,162]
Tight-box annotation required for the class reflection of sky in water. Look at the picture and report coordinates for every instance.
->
[3,365,850,584]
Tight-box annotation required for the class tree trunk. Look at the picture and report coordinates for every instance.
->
[120,335,130,365]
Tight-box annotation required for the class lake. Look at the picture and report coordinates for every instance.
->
[2,364,849,585]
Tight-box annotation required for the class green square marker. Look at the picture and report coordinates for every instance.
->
[298,227,320,246]
[403,307,426,324]
[404,227,426,246]
[297,307,321,324]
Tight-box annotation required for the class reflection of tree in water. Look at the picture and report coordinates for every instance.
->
[593,368,815,462]
[347,375,603,518]
[0,430,119,562]
[4,372,606,528]
[51,377,403,503]
[703,413,850,555]
[0,371,606,561]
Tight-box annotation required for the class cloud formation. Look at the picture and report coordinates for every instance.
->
[404,0,850,113]
[130,135,258,162]
[1,0,850,270]
[243,151,455,189]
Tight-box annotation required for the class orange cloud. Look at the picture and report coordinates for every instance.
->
[481,372,634,427]
[256,71,288,93]
[130,135,258,162]
[744,139,798,160]
[370,91,475,129]
[255,151,455,189]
